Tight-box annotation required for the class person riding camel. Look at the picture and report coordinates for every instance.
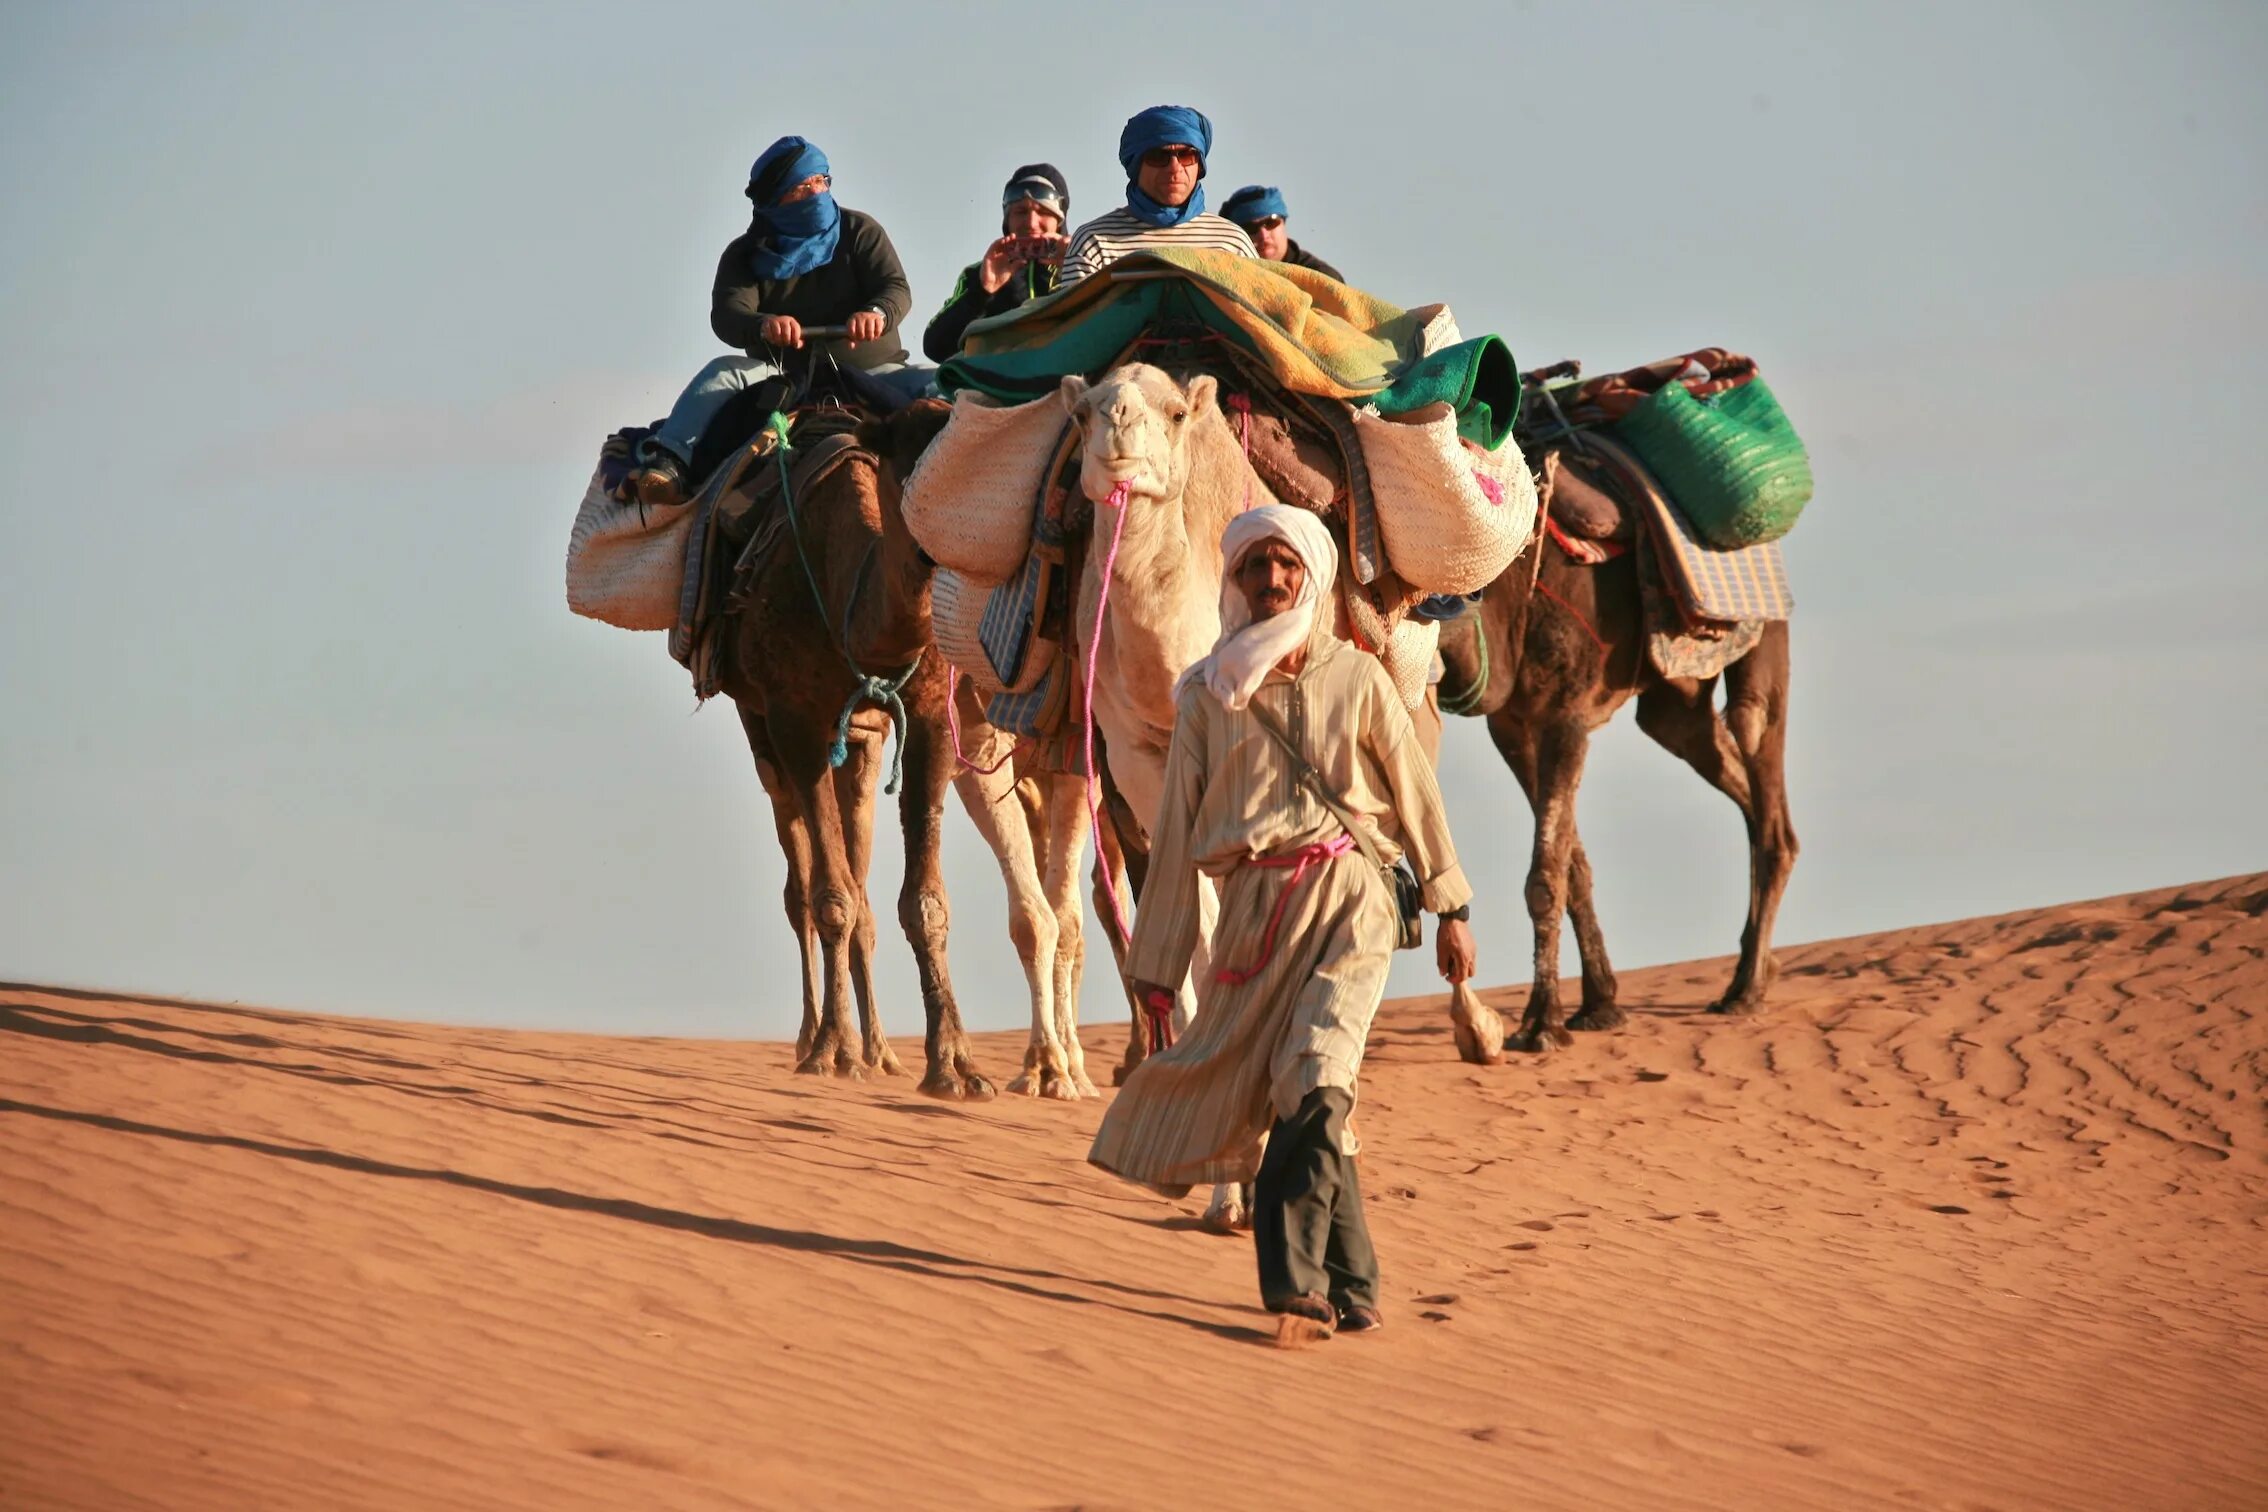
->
[922,163,1072,362]
[630,135,929,508]
[1220,184,1344,282]
[1055,105,1254,287]
[1087,505,1478,1347]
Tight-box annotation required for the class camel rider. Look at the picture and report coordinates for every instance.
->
[631,136,931,508]
[1087,505,1478,1345]
[1055,105,1254,287]
[1220,184,1344,282]
[922,163,1072,362]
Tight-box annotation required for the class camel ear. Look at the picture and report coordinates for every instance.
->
[1184,373,1219,416]
[1058,374,1091,419]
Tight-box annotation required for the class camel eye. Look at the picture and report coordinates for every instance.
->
[1170,408,1189,425]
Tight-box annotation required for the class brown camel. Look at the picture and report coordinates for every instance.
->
[707,401,995,1099]
[1432,439,1797,1059]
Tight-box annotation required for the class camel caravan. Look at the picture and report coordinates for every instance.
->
[563,120,1811,1108]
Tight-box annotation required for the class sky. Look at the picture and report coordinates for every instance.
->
[2,0,2263,1042]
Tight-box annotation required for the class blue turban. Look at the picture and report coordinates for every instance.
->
[1117,105,1213,228]
[745,136,841,280]
[1221,184,1288,227]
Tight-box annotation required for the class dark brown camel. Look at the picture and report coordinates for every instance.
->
[1433,440,1797,1059]
[709,400,995,1098]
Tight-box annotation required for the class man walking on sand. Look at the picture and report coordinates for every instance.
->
[1087,505,1478,1347]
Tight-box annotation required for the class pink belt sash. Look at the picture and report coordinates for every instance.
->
[1214,833,1357,986]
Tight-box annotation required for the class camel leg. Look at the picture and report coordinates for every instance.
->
[1501,718,1588,1054]
[1634,672,1784,1015]
[778,726,862,1081]
[833,728,904,1077]
[741,706,822,1061]
[954,759,1074,1100]
[1716,630,1798,1015]
[1091,808,1153,1088]
[1041,776,1099,1097]
[897,710,994,1101]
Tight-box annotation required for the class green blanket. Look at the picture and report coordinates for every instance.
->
[938,248,1520,449]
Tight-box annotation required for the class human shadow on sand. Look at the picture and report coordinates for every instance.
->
[0,1097,1257,1345]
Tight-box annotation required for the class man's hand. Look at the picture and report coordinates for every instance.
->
[1436,916,1477,984]
[977,234,1024,294]
[846,308,886,345]
[761,314,804,349]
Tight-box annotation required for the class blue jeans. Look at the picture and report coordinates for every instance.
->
[646,353,935,463]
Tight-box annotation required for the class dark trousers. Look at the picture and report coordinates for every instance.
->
[1254,1086,1379,1312]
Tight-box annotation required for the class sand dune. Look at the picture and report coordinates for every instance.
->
[2,874,2263,1510]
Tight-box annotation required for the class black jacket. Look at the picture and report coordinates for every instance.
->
[711,207,912,371]
[1282,238,1344,283]
[922,258,1062,363]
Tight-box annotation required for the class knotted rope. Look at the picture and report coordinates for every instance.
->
[770,411,922,794]
[1083,480,1137,948]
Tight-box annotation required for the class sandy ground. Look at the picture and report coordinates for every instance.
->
[2,874,2263,1511]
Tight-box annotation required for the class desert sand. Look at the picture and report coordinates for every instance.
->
[2,874,2263,1510]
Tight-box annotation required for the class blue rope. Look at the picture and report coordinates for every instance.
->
[769,412,922,794]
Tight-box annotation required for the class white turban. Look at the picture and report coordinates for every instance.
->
[1176,504,1340,711]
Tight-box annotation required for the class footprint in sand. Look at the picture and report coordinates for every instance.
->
[1929,1204,1970,1215]
[1519,1219,1554,1231]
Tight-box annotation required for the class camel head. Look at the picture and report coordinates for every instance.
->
[1059,364,1219,508]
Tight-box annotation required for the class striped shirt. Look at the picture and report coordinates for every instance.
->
[1056,208,1257,287]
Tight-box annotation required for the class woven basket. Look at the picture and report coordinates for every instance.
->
[1613,377,1811,548]
[1353,405,1536,595]
[901,390,1066,583]
[1376,613,1440,711]
[564,464,693,631]
[931,567,1003,696]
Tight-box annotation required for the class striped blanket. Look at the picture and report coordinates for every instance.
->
[939,249,1521,449]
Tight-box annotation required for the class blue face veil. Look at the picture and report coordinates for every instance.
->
[1117,105,1213,228]
[745,136,842,280]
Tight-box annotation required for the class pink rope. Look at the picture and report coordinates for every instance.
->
[1214,834,1356,985]
[1084,480,1136,948]
[944,664,1027,776]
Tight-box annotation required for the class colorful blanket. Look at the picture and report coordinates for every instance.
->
[939,249,1521,449]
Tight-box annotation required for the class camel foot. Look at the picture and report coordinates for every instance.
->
[1449,987,1506,1066]
[1200,1183,1250,1235]
[796,1049,866,1080]
[1506,1023,1576,1056]
[1708,995,1764,1018]
[919,1061,998,1102]
[863,1045,907,1076]
[1069,1067,1100,1099]
[1567,1002,1628,1033]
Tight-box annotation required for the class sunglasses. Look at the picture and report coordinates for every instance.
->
[1141,145,1202,168]
[1250,215,1286,231]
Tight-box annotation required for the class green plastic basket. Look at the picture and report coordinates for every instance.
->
[1614,377,1813,548]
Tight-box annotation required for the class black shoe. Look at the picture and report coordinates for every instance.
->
[632,450,688,509]
[1335,1302,1384,1333]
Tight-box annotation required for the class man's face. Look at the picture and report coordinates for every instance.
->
[778,173,831,205]
[1135,145,1202,208]
[1248,215,1289,260]
[1005,199,1063,238]
[1235,539,1307,621]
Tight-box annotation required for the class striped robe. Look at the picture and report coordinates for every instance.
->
[1056,207,1256,288]
[1087,636,1471,1195]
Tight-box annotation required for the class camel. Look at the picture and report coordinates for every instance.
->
[1431,438,1797,1059]
[708,403,994,1100]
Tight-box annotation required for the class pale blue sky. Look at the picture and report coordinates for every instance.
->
[2,0,2262,1037]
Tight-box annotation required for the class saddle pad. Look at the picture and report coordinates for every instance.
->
[1640,536,1765,680]
[977,545,1056,693]
[1589,434,1791,623]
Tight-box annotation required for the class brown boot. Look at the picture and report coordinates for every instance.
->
[632,450,688,509]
